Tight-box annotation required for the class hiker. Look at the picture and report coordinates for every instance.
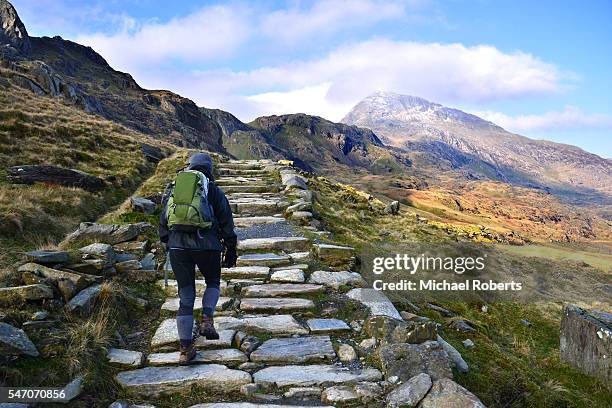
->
[159,153,237,365]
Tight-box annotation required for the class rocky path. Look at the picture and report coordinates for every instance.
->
[112,159,392,406]
[2,158,487,407]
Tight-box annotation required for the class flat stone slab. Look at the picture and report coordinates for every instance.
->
[115,365,251,397]
[240,298,315,312]
[107,348,144,368]
[156,280,231,296]
[346,288,402,320]
[237,253,291,267]
[237,237,309,252]
[66,284,103,315]
[215,315,308,335]
[270,269,305,283]
[161,297,232,313]
[222,185,276,194]
[148,349,247,367]
[242,284,324,297]
[17,262,89,290]
[250,336,335,364]
[307,319,351,333]
[0,284,54,302]
[25,250,70,264]
[194,330,236,349]
[222,266,270,279]
[271,264,309,272]
[191,404,333,408]
[253,364,382,387]
[289,252,311,262]
[233,216,285,228]
[0,322,39,357]
[308,271,366,290]
[151,319,235,349]
[230,199,284,215]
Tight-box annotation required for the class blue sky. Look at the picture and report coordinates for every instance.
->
[12,0,612,157]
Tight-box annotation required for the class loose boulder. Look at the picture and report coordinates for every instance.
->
[0,322,39,357]
[64,222,151,245]
[419,378,486,407]
[130,197,156,214]
[386,373,432,408]
[25,250,69,264]
[560,304,611,389]
[376,340,452,382]
[8,165,105,192]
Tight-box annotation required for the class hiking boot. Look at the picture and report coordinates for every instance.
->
[178,341,196,365]
[199,316,219,340]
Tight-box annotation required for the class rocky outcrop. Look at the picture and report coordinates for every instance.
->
[0,0,30,53]
[64,222,151,245]
[8,165,105,192]
[0,322,39,357]
[560,304,611,389]
[419,378,486,407]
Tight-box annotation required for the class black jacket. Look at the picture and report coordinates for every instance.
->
[159,154,237,252]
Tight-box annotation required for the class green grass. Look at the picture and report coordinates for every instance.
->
[307,173,612,407]
[433,302,611,407]
[498,243,612,272]
[0,76,172,271]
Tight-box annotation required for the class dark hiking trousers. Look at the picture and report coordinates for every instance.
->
[169,249,221,345]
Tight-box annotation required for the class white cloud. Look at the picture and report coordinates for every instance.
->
[178,39,567,121]
[260,0,410,43]
[75,5,252,73]
[475,107,612,133]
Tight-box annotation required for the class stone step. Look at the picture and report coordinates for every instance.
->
[151,319,235,350]
[239,297,315,312]
[147,349,247,367]
[250,336,336,365]
[230,198,288,215]
[115,364,251,397]
[346,288,402,320]
[160,297,233,313]
[236,253,291,267]
[270,269,305,283]
[215,315,308,335]
[237,237,310,252]
[222,184,278,194]
[242,283,324,297]
[308,271,366,290]
[222,266,270,280]
[217,168,270,176]
[216,177,268,186]
[306,318,352,334]
[253,364,383,388]
[0,284,54,301]
[217,162,266,170]
[189,404,334,408]
[156,280,233,297]
[233,216,285,228]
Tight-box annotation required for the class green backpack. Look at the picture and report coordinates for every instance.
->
[166,170,214,231]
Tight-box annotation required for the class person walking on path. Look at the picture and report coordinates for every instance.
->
[159,153,237,365]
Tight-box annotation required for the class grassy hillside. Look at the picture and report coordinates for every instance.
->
[0,70,173,269]
[306,174,611,407]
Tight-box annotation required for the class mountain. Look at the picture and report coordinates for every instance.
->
[0,0,405,176]
[249,113,410,173]
[343,91,612,204]
[0,0,225,152]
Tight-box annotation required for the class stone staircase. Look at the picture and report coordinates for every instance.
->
[113,159,391,406]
